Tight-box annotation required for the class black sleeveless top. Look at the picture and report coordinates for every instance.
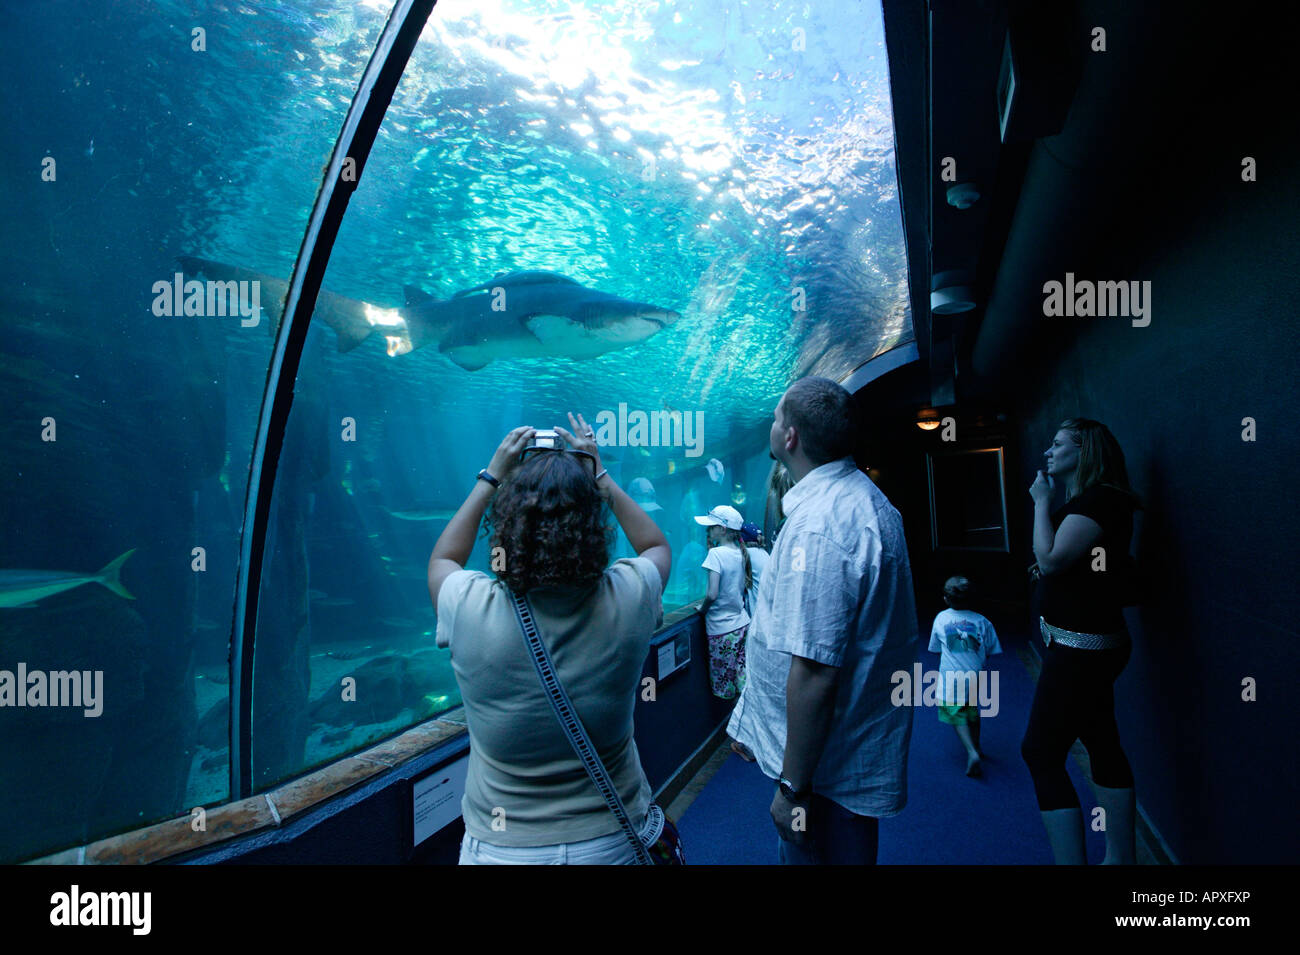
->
[1040,484,1136,634]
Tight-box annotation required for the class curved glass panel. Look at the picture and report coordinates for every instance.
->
[249,0,909,780]
[0,0,391,861]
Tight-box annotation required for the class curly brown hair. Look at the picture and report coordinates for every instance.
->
[482,451,612,594]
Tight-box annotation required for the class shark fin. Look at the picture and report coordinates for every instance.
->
[403,285,434,308]
[96,548,137,600]
[325,310,375,353]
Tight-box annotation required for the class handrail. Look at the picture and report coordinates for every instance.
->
[229,0,438,799]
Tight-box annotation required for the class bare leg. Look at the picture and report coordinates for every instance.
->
[1093,784,1137,864]
[954,724,982,776]
[730,738,756,762]
[1040,807,1087,864]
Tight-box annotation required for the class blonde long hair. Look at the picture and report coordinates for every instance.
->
[764,460,794,542]
[707,523,753,594]
[1059,417,1142,508]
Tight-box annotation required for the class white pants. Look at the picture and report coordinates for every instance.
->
[458,811,660,865]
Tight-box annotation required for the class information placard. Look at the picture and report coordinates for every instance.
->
[412,756,469,846]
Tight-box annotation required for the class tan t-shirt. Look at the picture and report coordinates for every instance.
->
[436,557,663,846]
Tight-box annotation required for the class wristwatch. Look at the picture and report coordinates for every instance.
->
[778,775,809,801]
[476,469,500,488]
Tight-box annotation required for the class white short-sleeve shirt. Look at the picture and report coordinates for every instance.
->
[727,458,920,816]
[928,608,1001,704]
[700,543,752,634]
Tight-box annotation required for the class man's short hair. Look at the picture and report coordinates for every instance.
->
[781,377,853,465]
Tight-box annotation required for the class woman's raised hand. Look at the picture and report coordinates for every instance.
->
[487,426,537,482]
[555,412,602,470]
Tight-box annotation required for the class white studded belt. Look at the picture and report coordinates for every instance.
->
[1040,616,1129,650]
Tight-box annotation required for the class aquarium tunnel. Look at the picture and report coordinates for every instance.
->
[1,0,1295,870]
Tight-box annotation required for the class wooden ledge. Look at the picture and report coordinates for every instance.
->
[25,714,468,865]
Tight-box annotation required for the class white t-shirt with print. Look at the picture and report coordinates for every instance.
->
[701,543,751,635]
[928,608,1001,704]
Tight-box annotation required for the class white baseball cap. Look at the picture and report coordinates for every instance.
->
[694,504,743,530]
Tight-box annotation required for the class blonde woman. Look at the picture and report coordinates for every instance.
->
[1022,417,1143,865]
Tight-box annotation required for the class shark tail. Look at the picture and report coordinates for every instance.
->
[332,319,374,353]
[96,549,137,600]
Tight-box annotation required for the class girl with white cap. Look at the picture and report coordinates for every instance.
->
[695,504,752,699]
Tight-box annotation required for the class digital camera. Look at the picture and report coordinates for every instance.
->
[529,429,562,450]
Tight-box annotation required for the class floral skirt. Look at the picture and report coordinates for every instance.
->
[707,626,748,700]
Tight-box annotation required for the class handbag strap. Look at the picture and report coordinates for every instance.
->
[509,590,653,865]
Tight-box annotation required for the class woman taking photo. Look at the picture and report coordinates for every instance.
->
[1021,417,1142,865]
[427,412,674,864]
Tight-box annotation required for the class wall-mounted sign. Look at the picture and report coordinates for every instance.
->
[656,627,691,681]
[412,756,469,846]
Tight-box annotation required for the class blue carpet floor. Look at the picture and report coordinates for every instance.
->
[677,635,1109,864]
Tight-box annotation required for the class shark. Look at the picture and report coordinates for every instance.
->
[0,549,136,609]
[176,257,680,370]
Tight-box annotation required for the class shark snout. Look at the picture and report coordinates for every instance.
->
[641,308,680,328]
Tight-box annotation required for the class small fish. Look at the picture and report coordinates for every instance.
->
[322,649,366,661]
[380,505,458,522]
[85,138,94,158]
[0,549,135,609]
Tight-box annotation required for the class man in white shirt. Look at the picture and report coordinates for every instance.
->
[727,376,920,864]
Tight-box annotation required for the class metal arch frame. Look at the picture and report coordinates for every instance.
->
[839,339,920,394]
[229,0,439,800]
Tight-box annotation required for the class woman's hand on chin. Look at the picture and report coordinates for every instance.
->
[1029,469,1054,505]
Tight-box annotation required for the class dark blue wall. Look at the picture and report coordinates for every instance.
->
[1007,159,1300,863]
